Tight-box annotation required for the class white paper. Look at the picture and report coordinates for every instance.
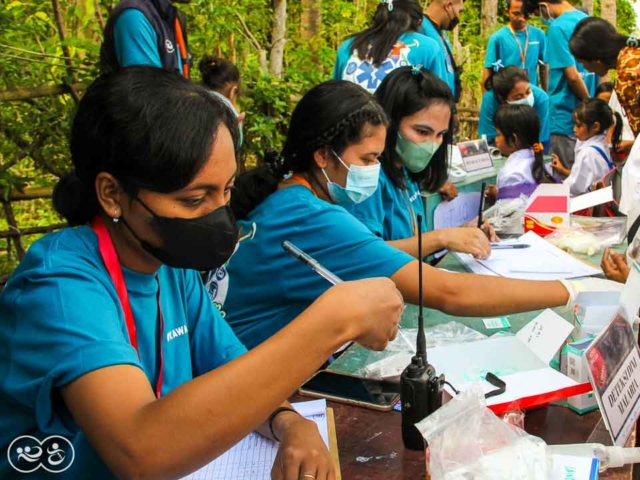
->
[569,186,613,213]
[463,231,601,280]
[549,455,599,480]
[181,400,328,480]
[433,192,482,230]
[620,263,640,322]
[516,309,574,365]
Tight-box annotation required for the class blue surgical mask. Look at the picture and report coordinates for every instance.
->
[395,133,441,173]
[539,4,554,25]
[322,151,380,205]
[508,91,535,108]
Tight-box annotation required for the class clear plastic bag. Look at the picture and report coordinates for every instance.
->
[355,322,487,380]
[417,385,548,480]
[483,195,529,235]
[546,217,627,256]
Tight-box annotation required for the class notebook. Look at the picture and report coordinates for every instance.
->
[181,400,338,479]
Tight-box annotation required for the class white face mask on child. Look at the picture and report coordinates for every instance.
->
[508,91,535,108]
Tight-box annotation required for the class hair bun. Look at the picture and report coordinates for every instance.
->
[52,170,99,226]
[264,150,290,178]
[198,56,220,75]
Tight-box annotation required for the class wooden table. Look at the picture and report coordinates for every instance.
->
[330,401,632,479]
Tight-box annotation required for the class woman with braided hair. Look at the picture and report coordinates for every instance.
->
[344,66,496,259]
[209,79,590,351]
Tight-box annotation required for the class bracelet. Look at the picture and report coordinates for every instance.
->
[267,407,299,442]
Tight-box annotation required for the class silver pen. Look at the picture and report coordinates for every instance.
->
[282,241,343,285]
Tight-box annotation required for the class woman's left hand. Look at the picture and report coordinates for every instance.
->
[271,416,335,480]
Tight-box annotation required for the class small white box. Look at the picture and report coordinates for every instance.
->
[573,291,621,340]
[561,337,598,414]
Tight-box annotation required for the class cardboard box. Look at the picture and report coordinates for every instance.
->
[524,185,613,236]
[572,290,622,341]
[431,310,592,414]
[561,337,598,414]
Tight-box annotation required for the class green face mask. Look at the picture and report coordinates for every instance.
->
[395,133,441,173]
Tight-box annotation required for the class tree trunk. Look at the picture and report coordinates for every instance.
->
[601,0,616,28]
[582,0,594,15]
[481,0,498,38]
[269,0,287,78]
[301,0,321,39]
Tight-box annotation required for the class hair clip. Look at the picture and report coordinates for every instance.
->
[380,0,393,11]
[627,34,639,47]
[492,60,505,73]
[411,64,423,75]
[532,143,544,153]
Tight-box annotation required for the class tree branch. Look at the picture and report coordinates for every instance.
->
[51,0,81,103]
[0,83,87,102]
[0,43,74,61]
[233,10,268,73]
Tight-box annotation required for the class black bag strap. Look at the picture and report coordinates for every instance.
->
[629,213,640,245]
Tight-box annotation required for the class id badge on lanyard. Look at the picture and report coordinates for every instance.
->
[91,216,165,398]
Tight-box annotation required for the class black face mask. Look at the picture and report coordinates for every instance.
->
[445,5,460,30]
[123,198,239,271]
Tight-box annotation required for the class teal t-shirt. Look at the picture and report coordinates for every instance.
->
[479,85,550,145]
[113,9,184,75]
[484,25,547,87]
[418,16,456,97]
[333,32,447,93]
[208,186,414,350]
[546,10,597,136]
[343,167,427,240]
[0,226,246,478]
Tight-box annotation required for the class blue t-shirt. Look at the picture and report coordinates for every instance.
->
[343,167,427,240]
[484,25,547,87]
[418,16,456,97]
[0,226,246,478]
[333,32,447,93]
[479,85,550,145]
[546,10,597,136]
[208,186,413,350]
[113,9,184,75]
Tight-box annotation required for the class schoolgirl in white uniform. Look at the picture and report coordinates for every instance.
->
[551,98,622,195]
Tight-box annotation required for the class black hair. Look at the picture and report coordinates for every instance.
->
[484,65,530,104]
[521,0,562,16]
[53,67,239,226]
[573,98,623,152]
[231,80,388,220]
[505,0,529,17]
[494,104,554,184]
[596,81,615,97]
[349,0,424,67]
[570,17,628,66]
[374,66,453,193]
[199,56,241,92]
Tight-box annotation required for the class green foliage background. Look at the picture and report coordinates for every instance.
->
[0,0,636,274]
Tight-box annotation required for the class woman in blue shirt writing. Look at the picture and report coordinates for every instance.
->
[480,65,550,151]
[333,0,446,93]
[0,68,403,480]
[215,79,582,351]
[344,66,496,260]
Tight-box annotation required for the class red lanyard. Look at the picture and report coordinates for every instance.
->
[174,18,189,79]
[91,216,164,398]
[508,26,529,70]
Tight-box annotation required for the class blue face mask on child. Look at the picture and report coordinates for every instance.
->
[322,151,380,205]
[508,91,535,108]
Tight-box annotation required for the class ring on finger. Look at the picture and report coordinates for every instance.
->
[303,475,316,479]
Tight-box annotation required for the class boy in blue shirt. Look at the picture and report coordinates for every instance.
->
[100,0,191,77]
[482,0,547,90]
[522,0,598,168]
[419,0,464,102]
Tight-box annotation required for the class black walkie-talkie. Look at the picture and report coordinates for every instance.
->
[401,212,445,451]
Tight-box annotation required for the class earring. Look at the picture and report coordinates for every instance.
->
[113,209,119,223]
